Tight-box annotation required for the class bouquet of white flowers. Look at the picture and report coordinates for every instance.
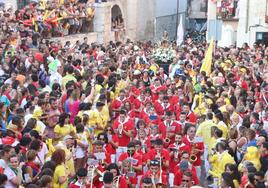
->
[152,47,176,64]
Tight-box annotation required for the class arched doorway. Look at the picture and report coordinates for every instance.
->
[111,4,125,41]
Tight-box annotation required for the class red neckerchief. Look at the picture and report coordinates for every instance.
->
[19,95,26,105]
[3,91,11,100]
[20,146,27,154]
[261,152,268,158]
[25,161,40,172]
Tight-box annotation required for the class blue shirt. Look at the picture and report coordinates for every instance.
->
[0,95,10,106]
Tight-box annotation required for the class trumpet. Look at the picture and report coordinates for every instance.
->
[190,143,197,163]
[141,139,146,153]
[164,138,170,144]
[174,141,180,159]
[88,165,96,188]
[113,175,120,188]
[101,159,106,168]
[158,151,163,187]
[87,165,104,187]
[151,173,156,188]
[118,123,123,136]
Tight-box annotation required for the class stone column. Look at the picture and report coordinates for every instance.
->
[93,2,113,44]
[125,0,138,40]
[206,0,217,41]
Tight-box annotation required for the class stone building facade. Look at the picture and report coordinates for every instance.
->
[6,0,189,44]
[207,0,268,47]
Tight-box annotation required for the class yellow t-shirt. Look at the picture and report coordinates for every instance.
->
[101,104,110,125]
[54,124,76,139]
[61,74,77,89]
[217,121,228,139]
[209,151,235,178]
[95,84,103,95]
[208,137,217,154]
[64,148,75,177]
[53,165,68,188]
[88,110,106,136]
[196,120,217,145]
[233,180,239,188]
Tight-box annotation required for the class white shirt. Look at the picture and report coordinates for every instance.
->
[4,166,22,188]
[35,142,48,165]
[75,133,89,158]
[169,63,180,79]
[49,71,62,87]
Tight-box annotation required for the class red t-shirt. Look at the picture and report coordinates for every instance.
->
[153,100,174,116]
[147,148,170,171]
[168,143,191,173]
[174,168,199,186]
[107,135,119,155]
[150,85,167,102]
[111,97,128,118]
[158,120,182,139]
[113,118,134,147]
[140,170,168,187]
[186,111,197,124]
[182,136,204,166]
[118,152,143,175]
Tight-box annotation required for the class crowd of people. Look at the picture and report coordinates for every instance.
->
[0,1,268,188]
[1,0,98,39]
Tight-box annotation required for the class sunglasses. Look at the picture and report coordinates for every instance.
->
[182,179,191,182]
[150,161,159,165]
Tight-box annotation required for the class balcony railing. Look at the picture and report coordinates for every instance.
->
[216,0,239,20]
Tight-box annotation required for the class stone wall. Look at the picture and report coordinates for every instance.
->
[135,0,155,41]
[51,32,98,45]
[237,0,268,46]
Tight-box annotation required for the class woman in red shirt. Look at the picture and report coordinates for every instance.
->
[104,125,119,163]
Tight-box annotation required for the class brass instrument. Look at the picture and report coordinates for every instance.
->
[118,123,123,137]
[141,139,146,153]
[159,152,162,186]
[101,159,105,168]
[113,175,120,188]
[151,173,156,188]
[174,142,179,159]
[87,165,104,188]
[88,165,95,188]
[157,151,163,187]
[190,143,197,163]
[164,137,170,144]
[151,172,166,188]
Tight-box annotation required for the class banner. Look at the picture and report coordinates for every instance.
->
[200,38,214,76]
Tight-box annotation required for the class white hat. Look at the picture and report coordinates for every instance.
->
[133,70,141,76]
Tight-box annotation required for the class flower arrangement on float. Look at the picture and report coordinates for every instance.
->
[152,46,176,64]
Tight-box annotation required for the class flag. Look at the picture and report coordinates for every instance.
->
[200,38,214,76]
[176,15,184,46]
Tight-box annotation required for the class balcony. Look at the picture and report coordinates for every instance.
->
[216,0,239,21]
